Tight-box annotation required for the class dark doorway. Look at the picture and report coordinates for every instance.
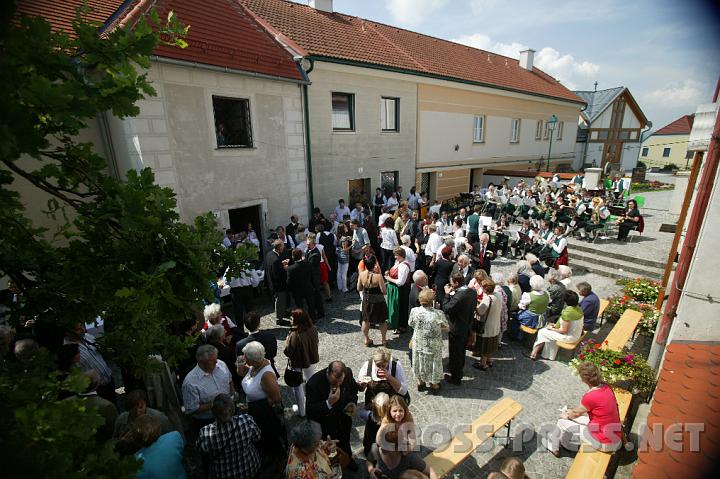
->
[348,178,371,208]
[381,171,399,197]
[229,204,263,251]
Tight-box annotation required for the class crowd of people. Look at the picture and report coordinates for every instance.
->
[0,175,632,478]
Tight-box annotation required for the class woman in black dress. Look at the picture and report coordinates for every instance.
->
[433,245,455,305]
[617,199,641,241]
[357,255,388,347]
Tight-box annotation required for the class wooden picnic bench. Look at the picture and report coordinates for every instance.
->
[424,397,523,478]
[603,309,643,352]
[565,387,633,479]
[596,299,609,327]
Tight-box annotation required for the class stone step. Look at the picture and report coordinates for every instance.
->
[567,240,667,270]
[570,258,645,282]
[570,251,663,279]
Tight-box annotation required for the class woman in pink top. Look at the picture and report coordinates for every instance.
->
[545,362,622,456]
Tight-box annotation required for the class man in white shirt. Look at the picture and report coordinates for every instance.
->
[182,345,233,423]
[424,224,444,266]
[350,202,364,226]
[222,229,233,248]
[377,207,391,229]
[428,200,441,217]
[400,235,416,272]
[335,199,351,221]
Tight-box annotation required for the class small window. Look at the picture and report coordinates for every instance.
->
[618,131,631,140]
[663,147,671,157]
[597,131,609,140]
[535,120,543,140]
[380,97,399,132]
[556,121,564,140]
[641,147,649,157]
[543,121,551,140]
[332,92,355,131]
[510,118,520,143]
[473,115,485,143]
[685,150,693,159]
[213,96,253,148]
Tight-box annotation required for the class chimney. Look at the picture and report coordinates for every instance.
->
[519,49,535,71]
[309,0,333,13]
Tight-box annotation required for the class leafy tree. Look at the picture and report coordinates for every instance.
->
[0,3,256,476]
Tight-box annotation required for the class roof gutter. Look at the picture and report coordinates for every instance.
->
[148,56,309,84]
[310,55,586,106]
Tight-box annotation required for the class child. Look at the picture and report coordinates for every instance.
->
[336,236,351,293]
[381,395,416,453]
[363,392,390,457]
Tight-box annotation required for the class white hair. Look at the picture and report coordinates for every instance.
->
[557,265,573,279]
[203,303,222,322]
[525,253,538,264]
[412,270,427,283]
[530,275,546,291]
[480,233,490,241]
[242,341,266,362]
[196,344,218,361]
[545,268,559,283]
[491,272,504,285]
[458,254,470,265]
[401,235,411,245]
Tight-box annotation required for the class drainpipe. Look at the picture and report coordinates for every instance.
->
[649,80,720,370]
[299,58,315,219]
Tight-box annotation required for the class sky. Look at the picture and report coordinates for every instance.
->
[293,0,720,131]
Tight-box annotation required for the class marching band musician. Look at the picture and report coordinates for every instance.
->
[579,197,610,242]
[547,225,568,267]
[529,220,554,257]
[511,220,534,259]
[491,214,511,257]
[485,185,500,218]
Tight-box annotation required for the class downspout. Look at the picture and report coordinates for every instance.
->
[649,80,720,370]
[300,58,315,218]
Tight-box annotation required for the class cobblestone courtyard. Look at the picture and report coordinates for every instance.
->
[252,188,676,478]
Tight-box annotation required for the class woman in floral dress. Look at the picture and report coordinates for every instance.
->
[408,288,448,394]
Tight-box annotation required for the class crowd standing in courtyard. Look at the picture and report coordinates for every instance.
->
[1,175,634,478]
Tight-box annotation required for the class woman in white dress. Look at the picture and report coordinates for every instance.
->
[527,290,584,361]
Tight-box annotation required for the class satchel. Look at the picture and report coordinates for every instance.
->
[283,362,303,387]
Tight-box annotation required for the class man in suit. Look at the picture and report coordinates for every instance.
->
[235,311,278,377]
[305,361,359,470]
[451,254,475,285]
[304,234,325,319]
[471,232,494,275]
[286,215,299,244]
[286,249,316,321]
[264,240,291,326]
[409,270,428,309]
[442,273,477,385]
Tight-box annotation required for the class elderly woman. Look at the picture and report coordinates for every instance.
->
[385,247,412,334]
[113,390,173,440]
[557,265,573,287]
[525,253,546,277]
[505,272,522,315]
[544,362,622,456]
[201,302,237,339]
[545,269,567,322]
[239,341,287,465]
[578,281,601,331]
[491,272,510,344]
[284,309,320,417]
[286,420,340,479]
[515,260,535,293]
[197,394,261,479]
[408,289,448,394]
[527,291,584,361]
[513,275,549,340]
[473,279,502,370]
[128,415,186,479]
[357,347,409,407]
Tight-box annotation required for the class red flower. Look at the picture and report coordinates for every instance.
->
[614,359,622,365]
[600,360,607,365]
[578,354,585,360]
[595,344,602,349]
[605,340,609,345]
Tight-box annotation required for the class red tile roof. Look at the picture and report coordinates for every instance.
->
[631,342,720,479]
[15,0,304,82]
[654,114,695,136]
[15,0,124,34]
[240,0,584,104]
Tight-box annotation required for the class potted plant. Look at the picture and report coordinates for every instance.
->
[570,339,656,398]
[616,278,662,304]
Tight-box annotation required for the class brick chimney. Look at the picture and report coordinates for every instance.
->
[519,49,535,71]
[309,0,333,13]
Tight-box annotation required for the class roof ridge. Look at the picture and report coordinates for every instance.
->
[362,20,429,73]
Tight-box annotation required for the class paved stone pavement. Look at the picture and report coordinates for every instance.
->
[248,188,678,478]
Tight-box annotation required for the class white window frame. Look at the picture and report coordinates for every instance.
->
[332,92,355,132]
[543,121,551,140]
[473,115,485,143]
[535,120,543,140]
[556,121,564,140]
[510,118,521,143]
[380,97,400,132]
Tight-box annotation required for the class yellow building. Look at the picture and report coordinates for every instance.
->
[640,114,694,169]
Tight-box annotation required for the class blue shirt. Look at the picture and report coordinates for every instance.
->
[580,292,601,327]
[135,431,187,479]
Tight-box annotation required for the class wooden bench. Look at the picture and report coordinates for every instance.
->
[596,299,609,327]
[424,397,523,478]
[603,309,643,352]
[520,325,538,335]
[557,331,588,352]
[565,387,633,479]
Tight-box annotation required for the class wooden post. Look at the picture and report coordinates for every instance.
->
[655,151,703,311]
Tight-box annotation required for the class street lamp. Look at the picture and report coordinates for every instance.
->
[546,114,558,172]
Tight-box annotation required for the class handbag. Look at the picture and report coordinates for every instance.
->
[364,274,386,304]
[283,362,303,387]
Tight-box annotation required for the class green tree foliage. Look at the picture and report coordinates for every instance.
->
[0,3,256,476]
